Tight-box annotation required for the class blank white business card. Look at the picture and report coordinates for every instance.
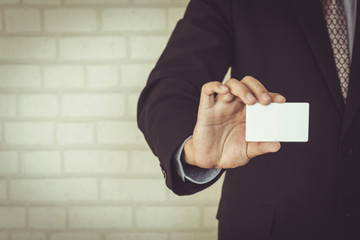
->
[246,102,309,142]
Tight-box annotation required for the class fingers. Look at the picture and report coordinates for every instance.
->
[247,142,281,160]
[199,81,229,108]
[241,76,271,105]
[224,78,258,105]
[269,92,286,103]
[224,76,286,105]
[200,77,286,109]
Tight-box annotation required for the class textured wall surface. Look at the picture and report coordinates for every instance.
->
[0,0,225,239]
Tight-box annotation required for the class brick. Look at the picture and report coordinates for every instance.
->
[0,151,18,174]
[0,207,26,228]
[23,0,61,4]
[51,233,101,240]
[87,65,118,89]
[20,94,58,117]
[45,9,96,32]
[98,121,146,145]
[0,95,16,117]
[4,9,41,32]
[106,233,167,240]
[65,0,129,3]
[64,150,127,173]
[10,179,97,201]
[29,207,66,229]
[0,180,7,200]
[172,0,190,3]
[0,38,56,59]
[168,8,185,30]
[121,64,154,88]
[101,179,166,201]
[11,233,46,240]
[0,232,8,240]
[130,150,161,174]
[62,94,125,117]
[22,151,61,174]
[102,9,166,31]
[4,122,54,145]
[136,206,200,229]
[44,66,84,89]
[130,36,168,60]
[0,0,19,3]
[127,93,139,118]
[57,122,94,145]
[69,206,132,229]
[59,37,126,60]
[0,65,41,88]
[203,206,218,228]
[0,12,2,31]
[135,0,169,2]
[170,232,217,240]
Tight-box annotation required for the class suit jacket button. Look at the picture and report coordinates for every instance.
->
[342,146,353,156]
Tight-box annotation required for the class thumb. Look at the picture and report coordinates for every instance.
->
[247,142,281,159]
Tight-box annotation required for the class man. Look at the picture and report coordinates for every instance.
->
[138,0,359,239]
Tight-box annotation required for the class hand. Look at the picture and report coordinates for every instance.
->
[183,76,286,169]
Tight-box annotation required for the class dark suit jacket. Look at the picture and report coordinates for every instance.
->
[137,0,360,239]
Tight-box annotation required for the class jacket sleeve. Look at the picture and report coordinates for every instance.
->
[137,0,234,195]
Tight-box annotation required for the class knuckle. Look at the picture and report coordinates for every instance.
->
[242,75,255,83]
[201,83,211,92]
[201,84,207,91]
[224,78,237,86]
[223,80,230,86]
[240,158,251,167]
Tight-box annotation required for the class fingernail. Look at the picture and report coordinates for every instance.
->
[262,92,271,102]
[246,93,256,102]
[277,95,286,102]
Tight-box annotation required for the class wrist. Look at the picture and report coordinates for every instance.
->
[182,137,195,165]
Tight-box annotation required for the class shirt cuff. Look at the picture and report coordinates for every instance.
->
[174,136,222,184]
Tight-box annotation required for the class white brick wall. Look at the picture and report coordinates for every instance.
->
[4,9,41,32]
[5,122,54,145]
[102,9,166,31]
[29,207,66,229]
[0,65,41,88]
[59,37,126,60]
[0,38,56,59]
[69,206,132,229]
[44,66,84,89]
[57,122,94,145]
[62,94,125,117]
[64,150,127,173]
[0,0,222,239]
[22,151,62,173]
[0,208,26,228]
[20,94,59,117]
[44,9,97,32]
[50,232,100,240]
[12,232,46,240]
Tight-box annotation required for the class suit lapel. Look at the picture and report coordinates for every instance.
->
[289,0,345,115]
[342,1,360,138]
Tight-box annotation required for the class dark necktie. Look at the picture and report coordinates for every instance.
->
[321,0,351,103]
